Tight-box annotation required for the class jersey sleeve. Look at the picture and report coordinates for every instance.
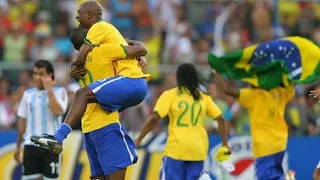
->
[85,22,109,46]
[238,88,255,108]
[17,92,28,119]
[153,91,172,118]
[206,95,222,120]
[55,87,68,113]
[97,44,127,60]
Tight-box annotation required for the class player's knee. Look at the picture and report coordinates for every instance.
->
[75,87,91,98]
[90,175,106,180]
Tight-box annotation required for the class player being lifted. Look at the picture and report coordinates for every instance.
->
[135,63,230,180]
[214,72,294,180]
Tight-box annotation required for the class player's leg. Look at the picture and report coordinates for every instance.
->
[83,133,106,180]
[30,86,97,152]
[255,151,285,180]
[108,169,127,180]
[185,161,204,180]
[22,145,43,180]
[313,161,320,180]
[90,76,148,113]
[41,148,60,180]
[159,156,186,180]
[91,123,138,179]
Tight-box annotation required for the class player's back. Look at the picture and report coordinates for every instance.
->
[154,87,221,161]
[238,86,294,157]
[86,21,148,79]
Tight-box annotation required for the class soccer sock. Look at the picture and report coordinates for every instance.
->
[54,123,72,143]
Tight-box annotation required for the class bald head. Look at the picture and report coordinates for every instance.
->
[77,0,103,29]
[80,0,102,15]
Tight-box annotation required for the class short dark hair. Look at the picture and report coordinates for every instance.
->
[34,60,55,80]
[70,27,88,50]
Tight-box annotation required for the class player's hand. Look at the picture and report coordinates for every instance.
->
[134,139,142,147]
[138,57,147,74]
[14,148,22,164]
[214,146,231,162]
[42,76,54,90]
[70,65,87,81]
[310,89,320,99]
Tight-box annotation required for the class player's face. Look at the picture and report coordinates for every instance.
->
[33,67,49,89]
[76,6,90,29]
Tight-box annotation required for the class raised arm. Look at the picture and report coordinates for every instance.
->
[214,72,239,98]
[123,44,147,58]
[135,113,160,147]
[71,43,92,66]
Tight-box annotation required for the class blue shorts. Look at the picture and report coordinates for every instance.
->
[88,76,147,112]
[255,151,285,180]
[83,123,138,177]
[160,156,204,180]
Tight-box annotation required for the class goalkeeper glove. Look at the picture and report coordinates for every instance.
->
[214,146,231,162]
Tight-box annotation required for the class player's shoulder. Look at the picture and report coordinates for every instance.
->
[158,88,177,99]
[24,87,37,95]
[164,87,179,95]
[53,85,67,92]
[91,21,115,30]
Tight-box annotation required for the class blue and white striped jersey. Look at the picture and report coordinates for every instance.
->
[17,86,68,145]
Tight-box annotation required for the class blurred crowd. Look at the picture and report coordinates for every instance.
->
[0,0,320,136]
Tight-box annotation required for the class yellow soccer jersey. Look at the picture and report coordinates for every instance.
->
[86,21,150,80]
[80,44,128,133]
[238,86,295,158]
[153,87,222,161]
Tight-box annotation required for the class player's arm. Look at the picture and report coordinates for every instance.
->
[42,77,64,116]
[14,117,26,164]
[216,116,229,147]
[135,113,161,146]
[15,92,28,164]
[135,91,171,146]
[99,43,147,60]
[206,96,229,147]
[16,117,26,149]
[71,43,92,66]
[71,22,108,66]
[214,72,239,98]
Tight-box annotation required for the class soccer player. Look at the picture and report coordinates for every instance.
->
[14,60,68,180]
[214,72,294,180]
[135,63,230,180]
[32,27,147,180]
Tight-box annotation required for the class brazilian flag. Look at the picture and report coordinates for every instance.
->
[208,36,320,90]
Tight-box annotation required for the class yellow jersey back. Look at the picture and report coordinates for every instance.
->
[153,87,222,161]
[238,86,294,158]
[86,21,150,79]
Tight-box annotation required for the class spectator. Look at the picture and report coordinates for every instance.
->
[11,70,33,113]
[31,36,59,62]
[132,0,152,39]
[3,22,27,62]
[34,11,52,39]
[110,0,135,39]
[54,24,73,59]
[166,5,194,64]
[0,77,15,129]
